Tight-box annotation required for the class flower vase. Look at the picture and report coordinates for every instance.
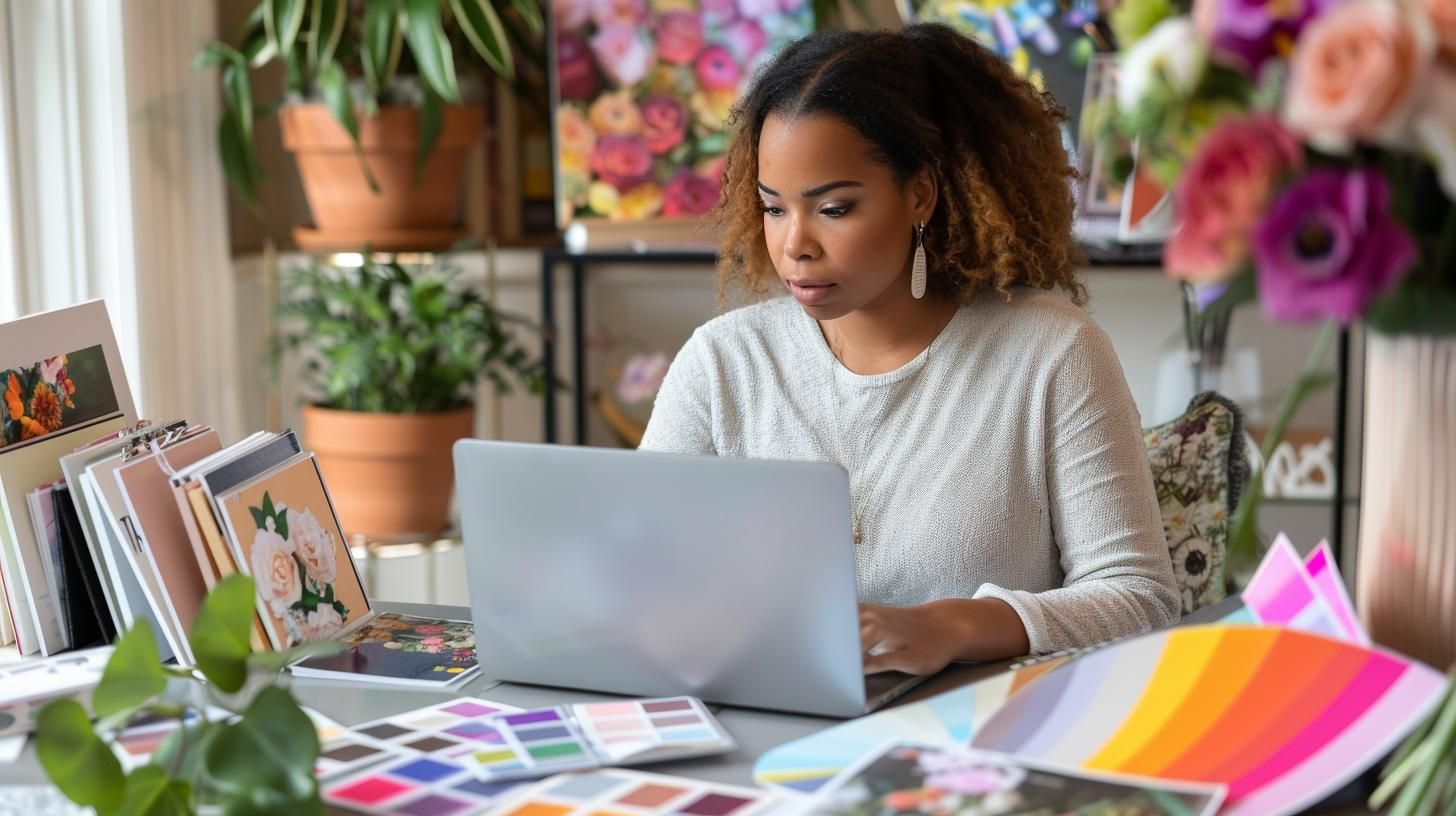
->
[1356,332,1456,668]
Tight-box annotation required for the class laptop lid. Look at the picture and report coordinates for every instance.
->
[454,440,869,718]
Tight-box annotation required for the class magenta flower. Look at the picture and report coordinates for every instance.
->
[1252,167,1416,325]
[662,171,720,217]
[641,94,688,155]
[1200,0,1339,76]
[556,34,600,101]
[657,12,704,65]
[590,135,655,190]
[700,0,740,25]
[695,45,740,92]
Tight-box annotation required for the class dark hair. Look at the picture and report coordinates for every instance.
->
[714,23,1087,305]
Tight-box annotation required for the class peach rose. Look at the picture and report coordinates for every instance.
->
[1422,0,1456,58]
[558,105,597,163]
[287,506,337,586]
[588,90,644,136]
[1282,0,1435,152]
[299,606,344,641]
[250,528,301,618]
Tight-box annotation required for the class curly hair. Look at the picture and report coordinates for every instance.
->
[715,23,1087,306]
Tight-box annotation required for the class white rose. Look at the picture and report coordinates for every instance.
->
[250,529,301,618]
[288,507,337,586]
[1117,17,1206,116]
[299,605,344,641]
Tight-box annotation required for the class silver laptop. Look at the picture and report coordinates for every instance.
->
[453,440,927,718]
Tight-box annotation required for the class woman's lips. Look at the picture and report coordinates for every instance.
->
[788,280,836,305]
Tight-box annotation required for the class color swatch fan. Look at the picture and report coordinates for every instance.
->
[970,625,1446,816]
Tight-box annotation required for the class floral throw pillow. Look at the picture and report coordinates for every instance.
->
[1143,392,1250,615]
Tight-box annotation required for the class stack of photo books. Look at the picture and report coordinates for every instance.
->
[0,301,479,691]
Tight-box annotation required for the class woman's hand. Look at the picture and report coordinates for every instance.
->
[859,598,1031,675]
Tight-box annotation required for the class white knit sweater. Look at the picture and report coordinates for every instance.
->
[638,289,1181,654]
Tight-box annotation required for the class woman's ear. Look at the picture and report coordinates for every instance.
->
[911,166,937,223]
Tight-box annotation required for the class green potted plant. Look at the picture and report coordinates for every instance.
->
[275,255,547,537]
[37,575,343,814]
[195,0,545,250]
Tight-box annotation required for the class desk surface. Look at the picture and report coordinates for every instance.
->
[0,598,1376,813]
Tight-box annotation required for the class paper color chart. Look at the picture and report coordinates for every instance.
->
[970,625,1447,816]
[1243,534,1346,639]
[1304,540,1367,643]
[489,768,779,816]
[752,659,1065,793]
[323,751,529,816]
[347,698,524,759]
[465,697,735,781]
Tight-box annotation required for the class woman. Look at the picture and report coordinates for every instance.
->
[639,24,1180,675]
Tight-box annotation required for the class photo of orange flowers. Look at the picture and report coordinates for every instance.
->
[0,345,120,448]
[553,0,813,226]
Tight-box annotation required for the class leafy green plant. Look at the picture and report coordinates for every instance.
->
[36,575,344,815]
[274,256,548,413]
[194,0,546,209]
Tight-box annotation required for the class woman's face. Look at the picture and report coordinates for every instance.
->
[756,113,935,320]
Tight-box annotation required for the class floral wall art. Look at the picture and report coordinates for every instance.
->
[552,0,814,226]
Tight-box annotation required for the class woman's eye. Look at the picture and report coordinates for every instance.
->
[760,204,784,217]
[821,205,851,218]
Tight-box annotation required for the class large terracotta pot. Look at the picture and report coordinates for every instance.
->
[1356,332,1456,668]
[302,404,475,538]
[279,103,482,251]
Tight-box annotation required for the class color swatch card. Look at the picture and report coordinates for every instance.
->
[808,742,1225,815]
[322,751,530,816]
[346,698,525,761]
[1304,539,1367,644]
[489,767,780,816]
[462,697,736,782]
[1243,534,1349,641]
[969,625,1447,816]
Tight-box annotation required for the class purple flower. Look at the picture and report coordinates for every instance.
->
[1197,0,1339,77]
[1252,167,1416,325]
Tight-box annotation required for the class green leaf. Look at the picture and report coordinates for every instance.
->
[149,719,221,784]
[204,687,320,804]
[189,574,258,694]
[318,61,381,194]
[449,0,514,80]
[361,0,399,106]
[247,639,345,673]
[93,622,167,718]
[1366,277,1456,336]
[415,83,443,183]
[250,506,267,530]
[506,0,544,35]
[218,108,262,211]
[308,0,347,72]
[115,766,191,816]
[192,42,245,72]
[222,62,254,141]
[404,0,461,102]
[265,0,307,57]
[36,699,125,811]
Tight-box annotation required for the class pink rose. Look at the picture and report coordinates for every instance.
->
[701,0,739,26]
[590,0,648,28]
[554,0,592,32]
[1165,114,1304,283]
[1282,0,1435,152]
[1423,0,1456,57]
[722,20,767,66]
[662,170,720,217]
[640,94,687,154]
[657,12,705,65]
[557,35,600,101]
[590,135,655,190]
[694,45,740,92]
[735,0,779,18]
[249,529,301,619]
[591,25,657,87]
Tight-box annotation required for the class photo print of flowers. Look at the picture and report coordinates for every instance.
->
[553,0,814,225]
[221,456,369,650]
[0,345,120,448]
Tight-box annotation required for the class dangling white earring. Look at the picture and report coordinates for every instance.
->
[911,221,927,300]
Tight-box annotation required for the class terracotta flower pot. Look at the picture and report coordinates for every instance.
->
[302,404,475,539]
[279,103,483,251]
[1356,333,1456,668]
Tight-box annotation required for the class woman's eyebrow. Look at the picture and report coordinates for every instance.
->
[757,180,864,198]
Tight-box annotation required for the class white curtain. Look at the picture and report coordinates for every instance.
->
[0,0,242,440]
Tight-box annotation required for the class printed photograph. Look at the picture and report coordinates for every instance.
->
[294,612,478,684]
[219,456,369,649]
[0,346,121,449]
[811,743,1223,816]
[552,0,814,225]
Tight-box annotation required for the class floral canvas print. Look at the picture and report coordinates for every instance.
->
[552,0,813,226]
[811,743,1224,816]
[0,346,120,449]
[218,454,369,650]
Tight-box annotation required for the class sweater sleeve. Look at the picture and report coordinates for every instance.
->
[973,323,1181,654]
[638,328,716,456]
